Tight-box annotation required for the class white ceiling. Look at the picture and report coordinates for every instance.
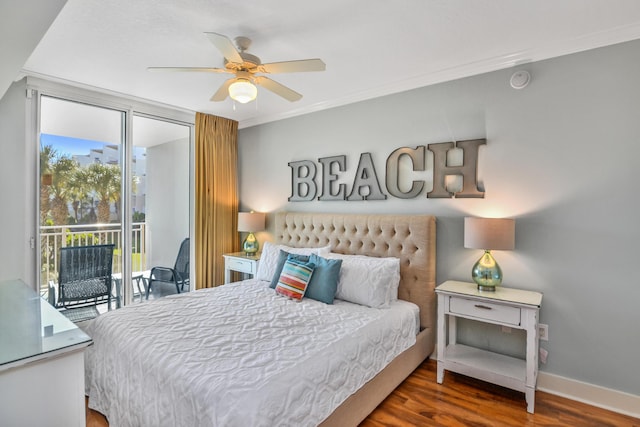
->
[13,0,640,128]
[0,0,66,99]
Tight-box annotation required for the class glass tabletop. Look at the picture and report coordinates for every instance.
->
[0,279,92,370]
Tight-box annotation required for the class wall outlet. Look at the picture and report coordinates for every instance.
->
[539,348,548,364]
[539,324,549,341]
[501,326,512,333]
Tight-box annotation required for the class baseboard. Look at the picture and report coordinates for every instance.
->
[430,349,640,419]
[537,371,640,419]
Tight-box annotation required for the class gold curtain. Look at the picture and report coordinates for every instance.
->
[195,112,239,289]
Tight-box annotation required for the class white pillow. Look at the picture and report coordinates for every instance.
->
[326,253,400,308]
[256,242,330,282]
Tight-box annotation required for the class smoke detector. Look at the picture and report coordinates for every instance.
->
[510,70,531,89]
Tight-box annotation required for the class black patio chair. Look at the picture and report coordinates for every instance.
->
[146,238,190,300]
[49,244,115,323]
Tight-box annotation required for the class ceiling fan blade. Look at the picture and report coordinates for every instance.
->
[205,32,243,64]
[258,59,326,74]
[254,76,302,102]
[210,78,235,102]
[147,66,229,73]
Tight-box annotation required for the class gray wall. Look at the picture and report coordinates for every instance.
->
[238,40,640,396]
[0,79,36,286]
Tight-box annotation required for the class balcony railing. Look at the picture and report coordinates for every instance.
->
[40,222,147,297]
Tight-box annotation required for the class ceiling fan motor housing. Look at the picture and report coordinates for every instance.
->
[225,52,261,71]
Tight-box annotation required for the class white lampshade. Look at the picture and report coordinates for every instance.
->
[238,212,265,232]
[228,79,257,104]
[464,217,515,250]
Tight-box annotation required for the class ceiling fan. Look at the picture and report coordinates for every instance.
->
[148,32,325,104]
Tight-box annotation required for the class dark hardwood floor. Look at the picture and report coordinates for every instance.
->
[87,359,640,427]
[362,360,639,427]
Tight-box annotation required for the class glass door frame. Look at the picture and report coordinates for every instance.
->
[28,76,195,307]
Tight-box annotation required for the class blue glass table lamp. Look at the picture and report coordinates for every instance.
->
[464,217,515,291]
[238,211,266,255]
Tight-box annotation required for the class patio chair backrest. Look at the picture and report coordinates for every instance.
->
[57,244,115,309]
[174,238,190,282]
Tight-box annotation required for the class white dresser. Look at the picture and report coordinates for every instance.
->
[0,279,93,427]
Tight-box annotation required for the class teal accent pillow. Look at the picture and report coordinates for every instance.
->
[305,253,342,304]
[269,251,310,289]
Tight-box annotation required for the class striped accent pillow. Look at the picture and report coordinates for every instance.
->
[275,258,316,301]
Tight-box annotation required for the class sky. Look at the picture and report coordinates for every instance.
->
[40,134,145,158]
[41,133,109,156]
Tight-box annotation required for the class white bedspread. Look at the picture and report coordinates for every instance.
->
[85,279,419,427]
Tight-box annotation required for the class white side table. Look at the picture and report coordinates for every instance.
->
[223,252,261,283]
[436,280,543,413]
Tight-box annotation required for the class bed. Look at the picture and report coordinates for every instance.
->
[84,212,436,426]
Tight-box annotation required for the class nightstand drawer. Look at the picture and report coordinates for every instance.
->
[449,296,521,325]
[223,252,260,283]
[227,257,255,274]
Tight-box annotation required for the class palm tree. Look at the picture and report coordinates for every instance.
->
[39,145,57,223]
[87,163,121,224]
[49,155,79,225]
[67,168,90,222]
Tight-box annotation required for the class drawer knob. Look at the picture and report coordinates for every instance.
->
[474,304,493,310]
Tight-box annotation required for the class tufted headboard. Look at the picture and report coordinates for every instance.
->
[274,212,436,333]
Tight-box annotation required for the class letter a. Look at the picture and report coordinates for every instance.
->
[347,153,387,201]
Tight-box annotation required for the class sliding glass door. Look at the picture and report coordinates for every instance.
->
[132,115,190,299]
[38,95,190,311]
[39,96,125,309]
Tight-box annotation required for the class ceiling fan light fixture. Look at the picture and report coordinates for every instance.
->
[228,79,257,103]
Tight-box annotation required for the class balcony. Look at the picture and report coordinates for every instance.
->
[40,222,147,305]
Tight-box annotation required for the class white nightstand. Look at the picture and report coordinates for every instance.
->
[436,280,543,413]
[223,252,261,283]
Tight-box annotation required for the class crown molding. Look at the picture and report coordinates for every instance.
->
[239,22,640,129]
